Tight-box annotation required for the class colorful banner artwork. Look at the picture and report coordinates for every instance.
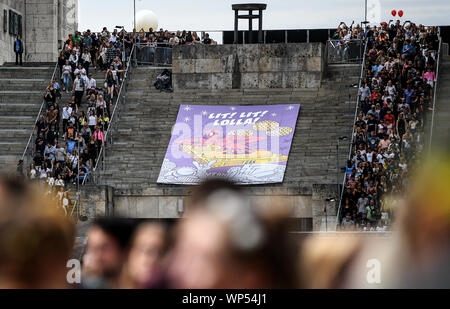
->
[157,104,301,185]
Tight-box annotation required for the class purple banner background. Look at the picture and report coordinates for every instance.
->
[157,104,301,185]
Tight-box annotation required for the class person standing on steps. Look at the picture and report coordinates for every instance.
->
[14,35,24,66]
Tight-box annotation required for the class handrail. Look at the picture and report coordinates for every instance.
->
[91,43,136,178]
[21,61,59,162]
[335,38,368,230]
[70,44,136,218]
[428,33,442,152]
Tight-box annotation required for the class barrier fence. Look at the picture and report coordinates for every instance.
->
[135,43,172,65]
[327,39,365,64]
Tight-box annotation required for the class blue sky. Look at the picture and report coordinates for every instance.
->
[79,0,450,34]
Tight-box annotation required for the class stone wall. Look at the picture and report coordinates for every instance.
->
[58,0,78,49]
[79,185,111,219]
[0,0,25,65]
[80,185,314,230]
[25,0,59,62]
[0,0,78,64]
[311,184,340,231]
[172,43,325,91]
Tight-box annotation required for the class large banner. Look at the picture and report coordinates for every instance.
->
[157,104,301,185]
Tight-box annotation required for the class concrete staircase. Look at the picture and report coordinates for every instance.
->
[0,65,54,173]
[431,56,450,147]
[95,64,360,190]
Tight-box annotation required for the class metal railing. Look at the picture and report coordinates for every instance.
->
[21,62,59,166]
[428,36,443,152]
[335,38,368,230]
[135,43,172,65]
[70,44,136,218]
[327,39,364,64]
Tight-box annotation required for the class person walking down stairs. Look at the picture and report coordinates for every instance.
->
[14,35,24,66]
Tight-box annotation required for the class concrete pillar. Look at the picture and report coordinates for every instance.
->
[234,10,238,44]
[248,10,252,44]
[258,9,263,43]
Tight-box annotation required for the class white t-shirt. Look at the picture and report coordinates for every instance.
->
[39,169,47,179]
[63,65,72,76]
[376,154,385,165]
[88,115,96,126]
[62,198,69,207]
[74,78,84,92]
[47,177,55,187]
[62,107,72,120]
[87,78,96,89]
[74,68,86,76]
[386,85,396,96]
[30,169,37,180]
[82,53,91,63]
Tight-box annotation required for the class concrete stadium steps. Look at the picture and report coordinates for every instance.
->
[127,67,168,92]
[95,65,357,190]
[0,79,49,91]
[431,56,450,146]
[0,64,54,172]
[0,103,42,115]
[0,66,55,79]
[322,64,361,89]
[0,155,20,172]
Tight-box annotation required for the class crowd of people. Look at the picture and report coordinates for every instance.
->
[23,27,132,215]
[20,26,217,216]
[135,28,217,65]
[1,172,449,289]
[338,20,439,231]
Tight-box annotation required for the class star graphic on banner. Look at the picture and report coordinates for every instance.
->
[184,106,193,111]
[271,113,277,117]
[184,117,191,122]
[202,111,208,116]
[230,107,236,111]
[286,106,295,111]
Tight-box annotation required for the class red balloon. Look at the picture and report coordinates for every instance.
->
[398,10,404,17]
[391,10,397,17]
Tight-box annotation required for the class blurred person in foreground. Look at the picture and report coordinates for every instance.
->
[119,222,169,289]
[394,149,450,288]
[0,176,75,288]
[299,149,450,289]
[164,179,298,289]
[347,149,450,288]
[81,218,136,289]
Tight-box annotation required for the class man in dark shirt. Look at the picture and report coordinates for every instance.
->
[366,114,377,134]
[146,28,154,39]
[203,33,212,45]
[34,115,48,136]
[367,131,379,151]
[34,132,47,155]
[33,152,43,167]
[65,122,77,141]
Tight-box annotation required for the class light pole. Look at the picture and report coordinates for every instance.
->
[325,198,336,232]
[364,0,367,24]
[134,0,136,33]
[133,0,137,65]
[337,136,348,215]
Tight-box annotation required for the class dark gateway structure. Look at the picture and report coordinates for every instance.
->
[232,3,267,44]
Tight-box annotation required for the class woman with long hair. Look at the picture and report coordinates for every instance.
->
[105,66,116,99]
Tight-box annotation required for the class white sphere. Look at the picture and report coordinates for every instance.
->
[136,10,159,32]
